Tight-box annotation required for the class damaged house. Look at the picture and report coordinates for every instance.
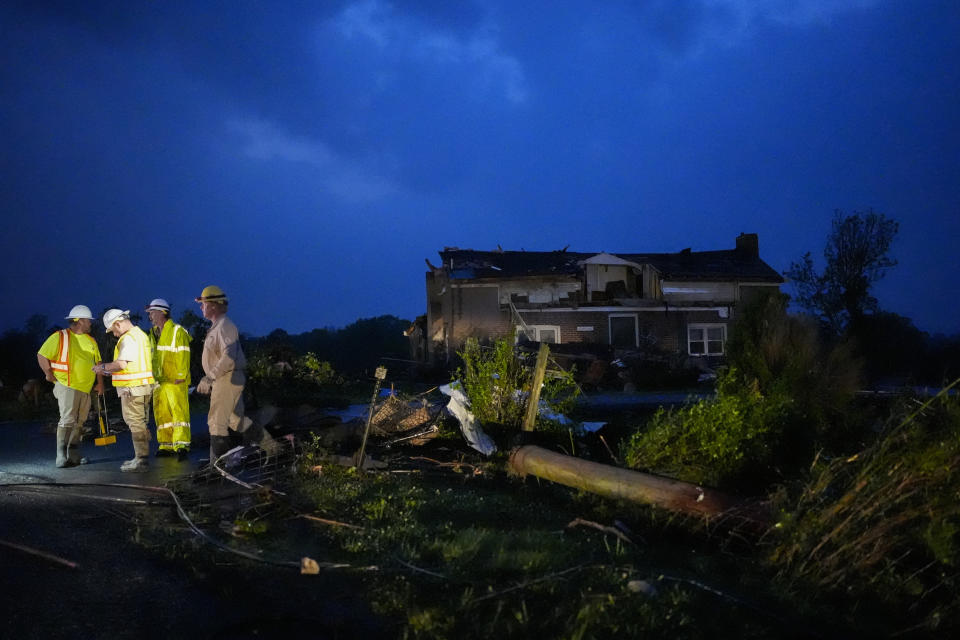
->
[416,233,783,366]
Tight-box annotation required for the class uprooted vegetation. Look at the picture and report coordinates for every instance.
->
[768,387,960,634]
[127,299,957,637]
[617,291,960,635]
[145,439,796,639]
[622,293,863,491]
[141,376,958,638]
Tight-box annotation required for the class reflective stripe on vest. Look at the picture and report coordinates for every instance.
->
[113,328,155,386]
[156,325,190,352]
[49,329,71,385]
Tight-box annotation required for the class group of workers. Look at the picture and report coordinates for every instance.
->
[35,285,266,472]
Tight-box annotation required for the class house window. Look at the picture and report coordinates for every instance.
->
[516,325,561,344]
[609,314,638,348]
[688,324,726,356]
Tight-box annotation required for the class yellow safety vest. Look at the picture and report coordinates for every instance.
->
[46,329,100,390]
[112,326,156,387]
[50,329,72,382]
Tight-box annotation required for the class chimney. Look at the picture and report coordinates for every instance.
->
[736,233,758,257]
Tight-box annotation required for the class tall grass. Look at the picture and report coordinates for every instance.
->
[768,380,960,634]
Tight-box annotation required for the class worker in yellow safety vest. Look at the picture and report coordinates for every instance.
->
[145,298,191,460]
[36,305,106,468]
[94,309,155,472]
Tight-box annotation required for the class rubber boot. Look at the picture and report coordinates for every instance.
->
[120,457,149,472]
[67,425,87,465]
[240,419,279,459]
[121,433,151,472]
[55,427,72,468]
[209,435,233,463]
[257,429,279,459]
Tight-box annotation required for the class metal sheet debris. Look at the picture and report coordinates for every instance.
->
[439,382,497,456]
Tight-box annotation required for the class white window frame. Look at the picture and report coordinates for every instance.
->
[608,314,639,348]
[516,324,561,344]
[688,323,727,356]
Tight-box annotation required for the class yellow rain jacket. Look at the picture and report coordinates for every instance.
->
[150,319,192,452]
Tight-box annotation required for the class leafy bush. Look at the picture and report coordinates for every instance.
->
[294,352,340,386]
[246,346,342,406]
[622,291,867,490]
[768,382,960,634]
[622,369,792,488]
[725,289,868,459]
[455,335,579,430]
[457,336,527,426]
[726,290,860,436]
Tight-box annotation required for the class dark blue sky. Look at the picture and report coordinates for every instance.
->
[2,0,958,337]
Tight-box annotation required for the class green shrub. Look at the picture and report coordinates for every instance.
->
[622,369,791,488]
[294,352,341,386]
[455,335,579,430]
[726,290,861,439]
[246,346,342,406]
[457,336,527,426]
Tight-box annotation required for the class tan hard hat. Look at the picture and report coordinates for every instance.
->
[102,308,130,332]
[195,285,228,303]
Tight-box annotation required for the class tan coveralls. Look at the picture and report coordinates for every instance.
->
[201,314,248,437]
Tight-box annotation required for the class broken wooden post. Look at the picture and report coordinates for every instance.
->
[508,445,771,526]
[522,343,550,432]
[355,366,387,471]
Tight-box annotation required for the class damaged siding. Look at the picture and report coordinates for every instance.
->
[661,281,738,304]
[515,307,727,353]
[445,285,511,353]
[500,280,580,305]
[517,310,607,345]
[424,235,782,363]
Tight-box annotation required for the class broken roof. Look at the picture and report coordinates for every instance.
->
[437,243,784,283]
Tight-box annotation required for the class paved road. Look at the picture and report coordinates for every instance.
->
[0,416,389,639]
[0,411,210,485]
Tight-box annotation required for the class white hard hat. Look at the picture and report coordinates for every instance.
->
[65,305,94,320]
[102,308,130,332]
[145,298,170,312]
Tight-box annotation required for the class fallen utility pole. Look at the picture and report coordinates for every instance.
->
[508,445,771,526]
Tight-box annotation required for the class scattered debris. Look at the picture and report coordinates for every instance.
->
[299,514,364,531]
[0,537,79,569]
[409,456,483,475]
[626,579,659,597]
[300,557,320,574]
[370,395,436,435]
[566,517,635,545]
[439,382,497,456]
[339,454,387,470]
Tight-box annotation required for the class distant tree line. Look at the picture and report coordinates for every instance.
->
[0,312,412,398]
[242,315,412,377]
